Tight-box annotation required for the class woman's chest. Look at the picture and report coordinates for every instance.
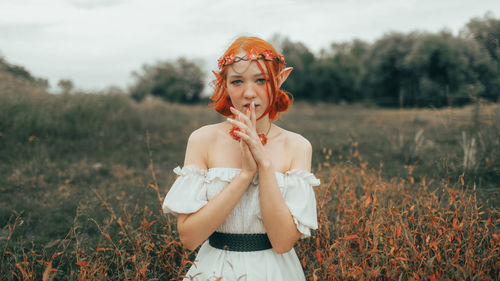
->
[206,137,293,173]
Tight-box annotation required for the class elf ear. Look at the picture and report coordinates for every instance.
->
[212,70,222,79]
[278,67,293,88]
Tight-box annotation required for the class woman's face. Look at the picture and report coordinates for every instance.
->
[225,56,271,119]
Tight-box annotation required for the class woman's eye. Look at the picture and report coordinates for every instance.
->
[256,78,266,84]
[231,80,242,85]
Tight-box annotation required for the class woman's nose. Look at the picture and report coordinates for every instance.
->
[242,84,258,99]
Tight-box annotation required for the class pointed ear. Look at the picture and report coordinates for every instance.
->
[212,70,222,80]
[278,67,293,88]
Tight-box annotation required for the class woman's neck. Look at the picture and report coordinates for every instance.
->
[256,116,272,136]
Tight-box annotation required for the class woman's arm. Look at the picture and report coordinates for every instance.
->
[258,136,313,254]
[177,128,255,251]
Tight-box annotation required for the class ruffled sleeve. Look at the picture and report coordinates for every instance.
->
[283,170,320,238]
[162,165,207,215]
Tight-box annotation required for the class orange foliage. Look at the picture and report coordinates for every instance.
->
[1,142,498,280]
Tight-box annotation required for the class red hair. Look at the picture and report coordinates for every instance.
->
[210,36,293,120]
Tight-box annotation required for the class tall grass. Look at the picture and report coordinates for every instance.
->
[297,150,499,280]
[1,141,498,280]
[0,90,499,279]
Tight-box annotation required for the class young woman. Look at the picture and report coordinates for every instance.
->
[163,36,320,281]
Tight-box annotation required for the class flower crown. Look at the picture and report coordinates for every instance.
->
[217,49,286,69]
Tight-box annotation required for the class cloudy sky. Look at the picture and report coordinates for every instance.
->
[0,0,498,93]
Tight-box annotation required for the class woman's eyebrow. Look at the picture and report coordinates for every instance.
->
[228,73,265,79]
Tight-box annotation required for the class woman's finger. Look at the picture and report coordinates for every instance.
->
[250,101,256,127]
[247,108,258,138]
[230,107,251,126]
[234,130,258,147]
[234,129,250,141]
[228,110,258,139]
[227,117,248,132]
[240,138,257,166]
[240,136,252,153]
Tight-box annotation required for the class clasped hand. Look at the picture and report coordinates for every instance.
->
[227,102,269,176]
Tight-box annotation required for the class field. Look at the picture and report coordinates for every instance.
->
[0,90,499,280]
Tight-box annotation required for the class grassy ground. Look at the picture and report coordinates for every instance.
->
[0,90,499,279]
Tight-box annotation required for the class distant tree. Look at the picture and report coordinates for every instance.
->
[101,85,125,95]
[58,79,74,95]
[280,38,316,100]
[363,32,418,107]
[129,57,204,103]
[362,30,496,107]
[310,39,368,102]
[0,56,34,81]
[462,12,500,62]
[0,55,49,94]
[405,31,496,106]
[461,12,500,102]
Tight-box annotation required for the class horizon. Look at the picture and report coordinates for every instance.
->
[0,0,498,93]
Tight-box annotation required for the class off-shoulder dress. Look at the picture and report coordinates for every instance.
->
[162,165,320,281]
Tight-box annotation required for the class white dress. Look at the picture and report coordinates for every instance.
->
[162,165,320,281]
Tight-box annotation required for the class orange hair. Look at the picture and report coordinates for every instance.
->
[210,36,293,120]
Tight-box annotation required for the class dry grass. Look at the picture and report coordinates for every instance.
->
[0,91,499,280]
[1,142,499,280]
[297,149,499,280]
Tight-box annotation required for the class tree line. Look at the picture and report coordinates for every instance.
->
[1,13,498,107]
[129,13,499,107]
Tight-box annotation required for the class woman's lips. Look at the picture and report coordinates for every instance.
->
[243,104,260,108]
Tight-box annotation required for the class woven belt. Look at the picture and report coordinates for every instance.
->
[208,231,272,252]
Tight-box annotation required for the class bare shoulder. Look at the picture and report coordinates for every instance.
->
[279,128,312,171]
[289,131,312,151]
[279,128,312,153]
[184,123,222,169]
[188,123,219,143]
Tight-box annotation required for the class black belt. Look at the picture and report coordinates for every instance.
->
[208,231,272,252]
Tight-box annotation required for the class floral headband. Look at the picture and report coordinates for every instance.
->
[217,49,286,69]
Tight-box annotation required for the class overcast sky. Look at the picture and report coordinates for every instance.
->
[0,0,498,93]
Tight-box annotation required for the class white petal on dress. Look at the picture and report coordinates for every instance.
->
[162,165,320,281]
